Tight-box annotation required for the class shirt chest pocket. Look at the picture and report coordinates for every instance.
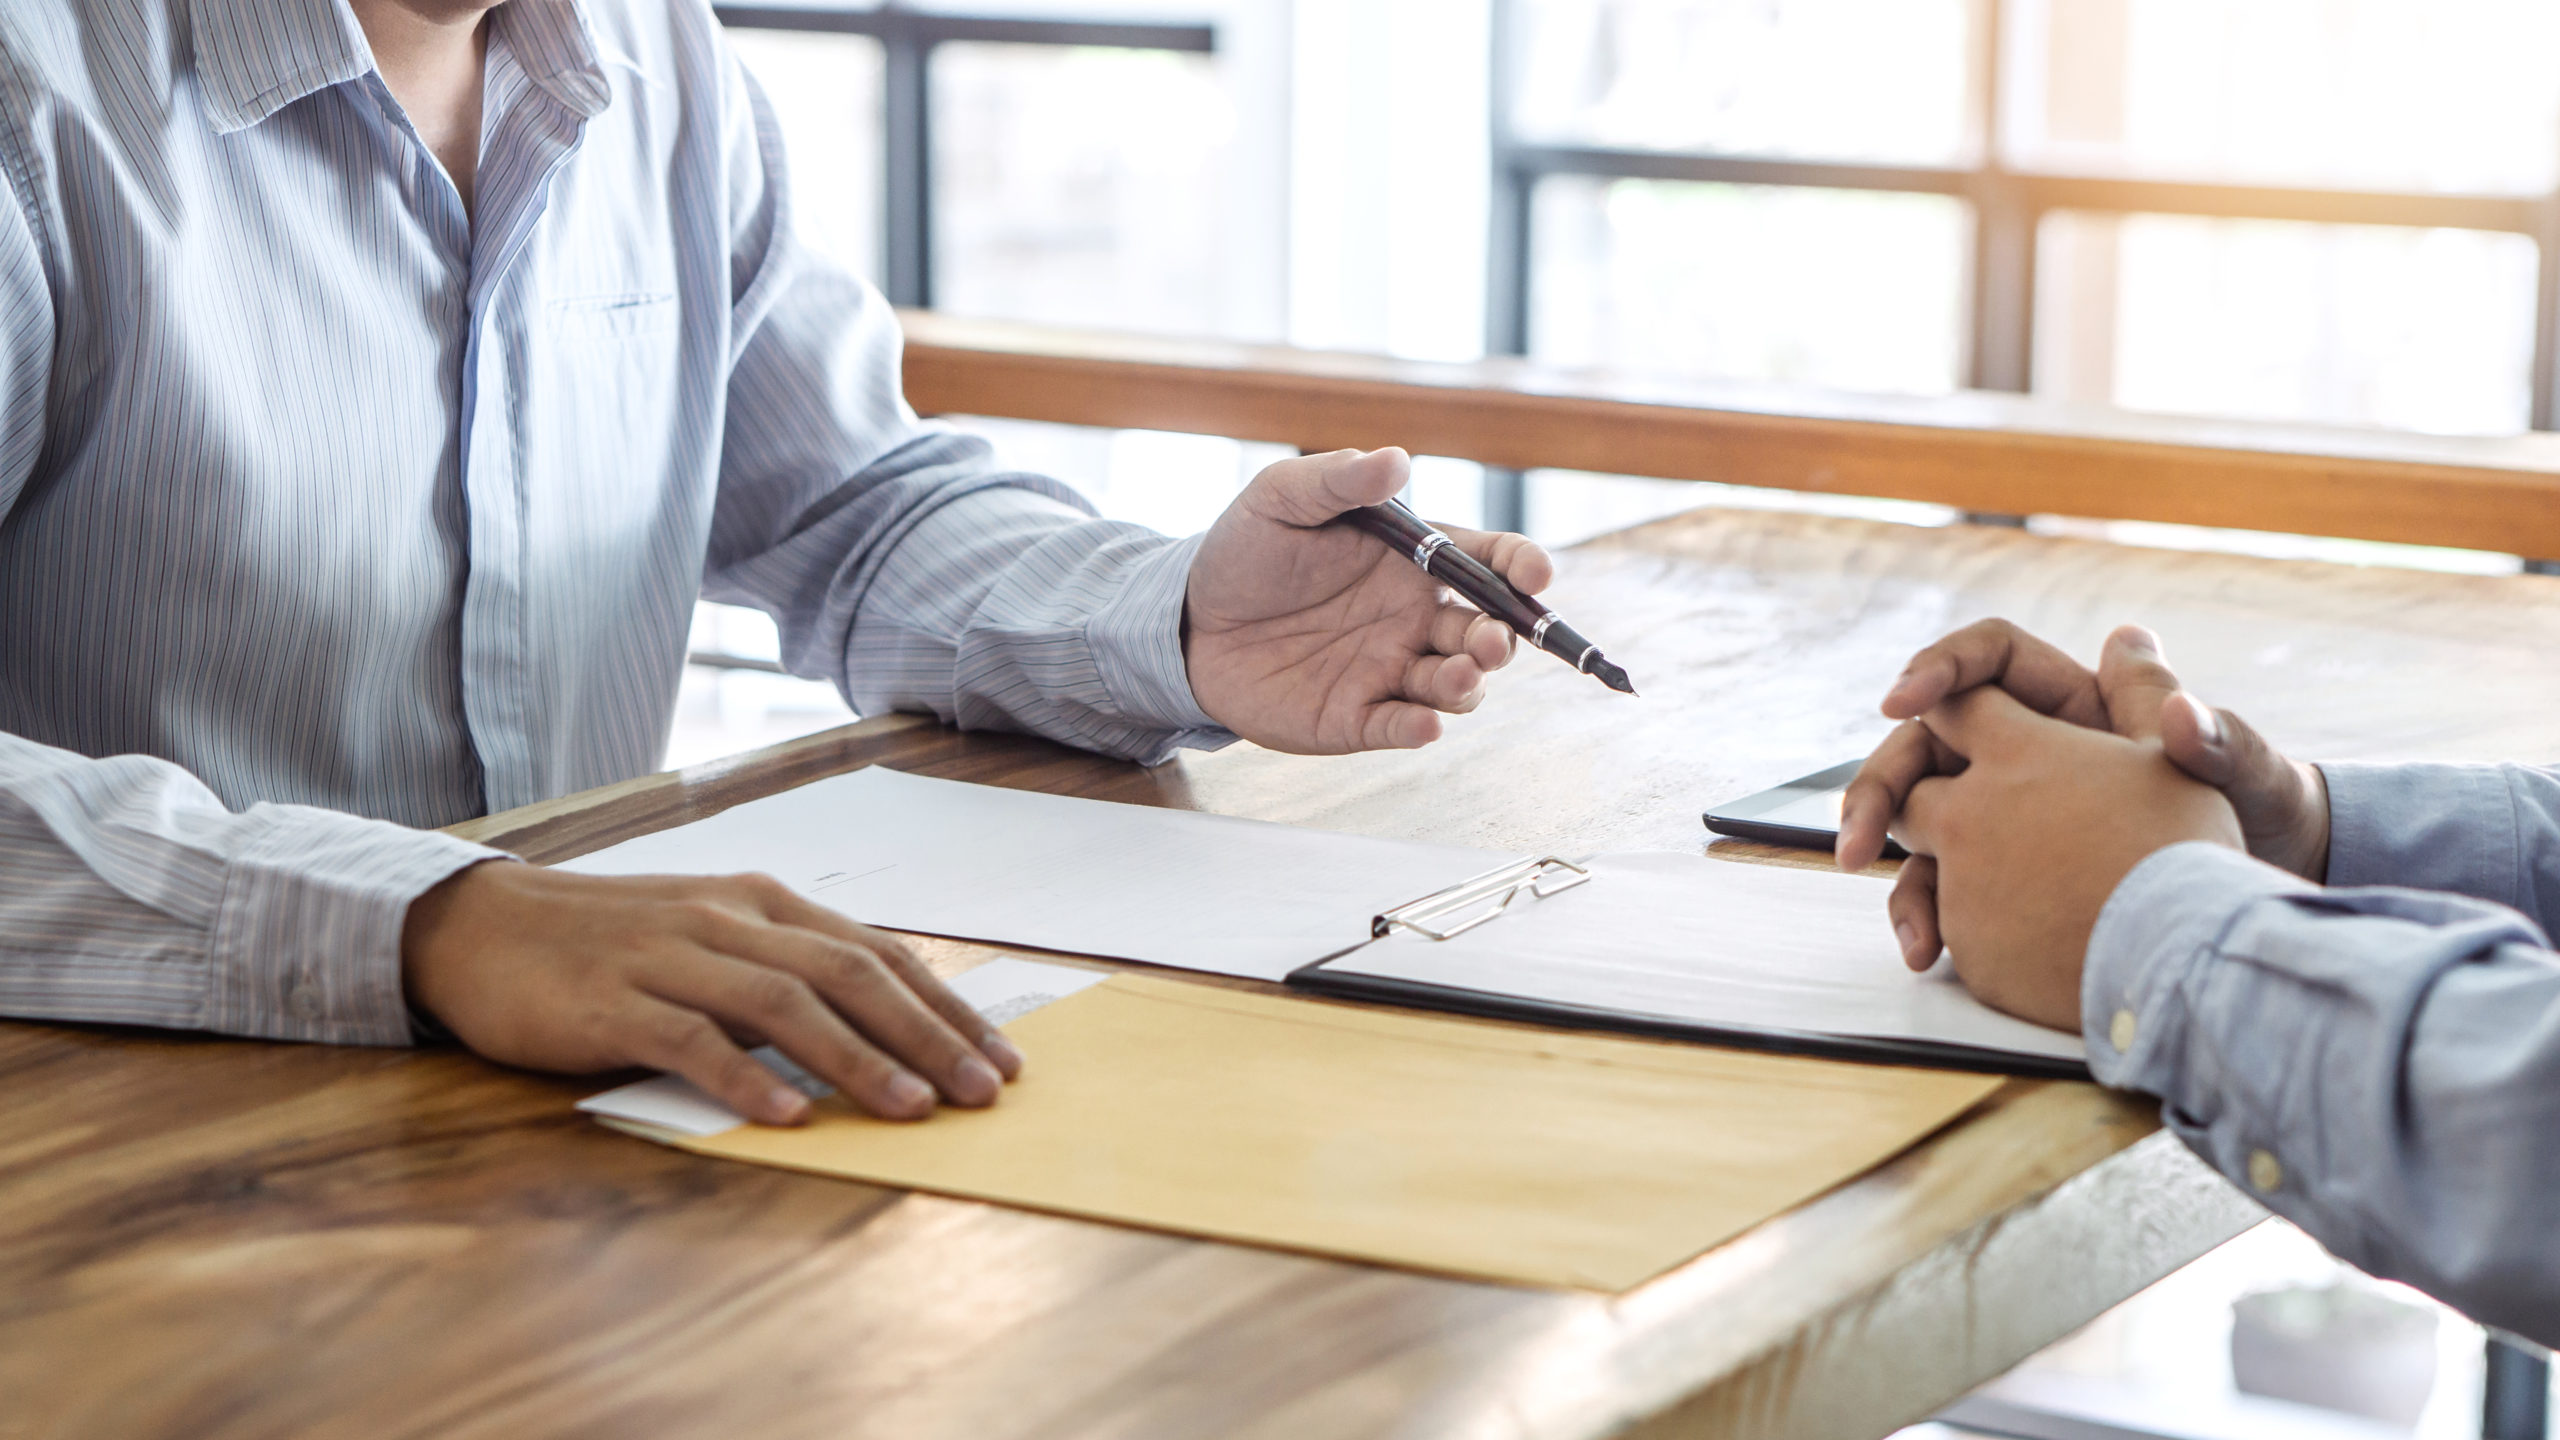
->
[525,292,690,510]
[549,292,679,341]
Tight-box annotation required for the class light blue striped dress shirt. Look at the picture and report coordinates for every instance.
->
[2086,764,2560,1345]
[0,0,1226,1046]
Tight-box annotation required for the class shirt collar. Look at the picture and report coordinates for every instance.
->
[491,0,615,120]
[190,0,374,134]
[190,0,613,136]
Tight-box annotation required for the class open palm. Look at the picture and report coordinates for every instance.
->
[1183,449,1554,754]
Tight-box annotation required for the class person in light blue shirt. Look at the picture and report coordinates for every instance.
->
[0,0,1553,1126]
[1837,620,2560,1347]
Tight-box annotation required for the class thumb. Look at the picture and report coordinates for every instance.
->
[1246,447,1411,529]
[2163,697,2319,873]
[2095,624,2183,742]
[2159,692,2239,787]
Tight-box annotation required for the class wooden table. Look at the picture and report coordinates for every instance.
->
[9,505,2558,1440]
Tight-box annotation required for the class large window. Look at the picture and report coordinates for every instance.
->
[1494,0,2560,437]
[688,0,2560,765]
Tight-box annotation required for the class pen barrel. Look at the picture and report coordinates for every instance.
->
[1339,501,1607,675]
[1526,614,1602,673]
[1339,502,1438,562]
[1420,541,1549,637]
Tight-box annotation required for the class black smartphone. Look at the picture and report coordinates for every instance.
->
[1702,759,1906,859]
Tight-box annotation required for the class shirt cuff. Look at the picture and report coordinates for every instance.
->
[1085,529,1228,742]
[2321,761,2517,902]
[207,806,503,1047]
[2082,841,2315,1096]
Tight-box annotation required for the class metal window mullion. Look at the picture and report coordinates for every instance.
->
[2482,1335,2550,1440]
[713,7,1212,53]
[1961,0,2034,535]
[1968,174,2037,394]
[882,28,933,308]
[1481,0,1529,533]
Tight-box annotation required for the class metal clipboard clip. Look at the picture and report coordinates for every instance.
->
[1372,855,1593,942]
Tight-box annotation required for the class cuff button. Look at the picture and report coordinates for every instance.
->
[2247,1148,2284,1193]
[2108,1008,2138,1053]
[286,984,323,1022]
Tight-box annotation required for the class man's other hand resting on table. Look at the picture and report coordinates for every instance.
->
[1837,620,2560,1347]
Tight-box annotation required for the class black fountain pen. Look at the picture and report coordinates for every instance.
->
[1341,498,1638,695]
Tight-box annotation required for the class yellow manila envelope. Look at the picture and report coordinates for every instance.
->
[607,971,2004,1292]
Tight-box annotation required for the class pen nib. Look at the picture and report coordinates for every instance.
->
[1588,658,1638,696]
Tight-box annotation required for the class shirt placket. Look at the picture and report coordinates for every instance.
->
[452,81,592,814]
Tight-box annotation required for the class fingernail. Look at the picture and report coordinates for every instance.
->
[886,1072,934,1116]
[1894,921,1921,959]
[2189,696,2224,747]
[768,1088,812,1124]
[953,1057,1003,1106]
[983,1032,1026,1078]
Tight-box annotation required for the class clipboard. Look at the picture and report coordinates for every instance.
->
[1287,852,2092,1080]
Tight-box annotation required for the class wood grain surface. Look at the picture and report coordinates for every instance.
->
[901,309,2560,559]
[12,505,2560,1440]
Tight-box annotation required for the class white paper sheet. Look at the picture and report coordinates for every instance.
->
[1315,851,2087,1065]
[559,767,1511,982]
[577,958,1111,1137]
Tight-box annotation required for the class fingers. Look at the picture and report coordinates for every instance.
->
[1245,447,1413,529]
[1880,618,2110,726]
[1428,603,1516,671]
[1401,651,1489,714]
[1440,524,1556,596]
[1892,773,1955,859]
[707,915,1004,1111]
[1887,856,1943,971]
[618,993,818,1127]
[1358,700,1444,751]
[1837,720,1962,871]
[1913,684,2040,764]
[2094,625,2184,742]
[755,886,1025,1080]
[641,945,943,1121]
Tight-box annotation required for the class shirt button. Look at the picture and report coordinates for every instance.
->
[2108,1008,2139,1053]
[2248,1149,2284,1193]
[287,984,323,1022]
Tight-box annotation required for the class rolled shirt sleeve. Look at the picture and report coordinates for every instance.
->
[2084,840,2560,1347]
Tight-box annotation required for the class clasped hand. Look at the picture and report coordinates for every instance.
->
[405,449,1553,1122]
[1835,621,2331,1031]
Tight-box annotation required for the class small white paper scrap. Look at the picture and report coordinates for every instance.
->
[576,958,1110,1138]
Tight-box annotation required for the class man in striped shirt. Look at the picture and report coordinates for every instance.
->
[0,0,1551,1123]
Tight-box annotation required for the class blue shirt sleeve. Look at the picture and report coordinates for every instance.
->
[2324,760,2560,931]
[696,51,1229,766]
[2084,841,2560,1346]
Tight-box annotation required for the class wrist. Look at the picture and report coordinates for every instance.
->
[400,859,503,1033]
[2296,760,2334,883]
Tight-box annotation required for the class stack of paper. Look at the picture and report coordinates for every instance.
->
[561,767,1506,982]
[584,960,2005,1292]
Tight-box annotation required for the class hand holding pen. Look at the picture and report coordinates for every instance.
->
[1339,498,1638,696]
[1183,448,1583,754]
